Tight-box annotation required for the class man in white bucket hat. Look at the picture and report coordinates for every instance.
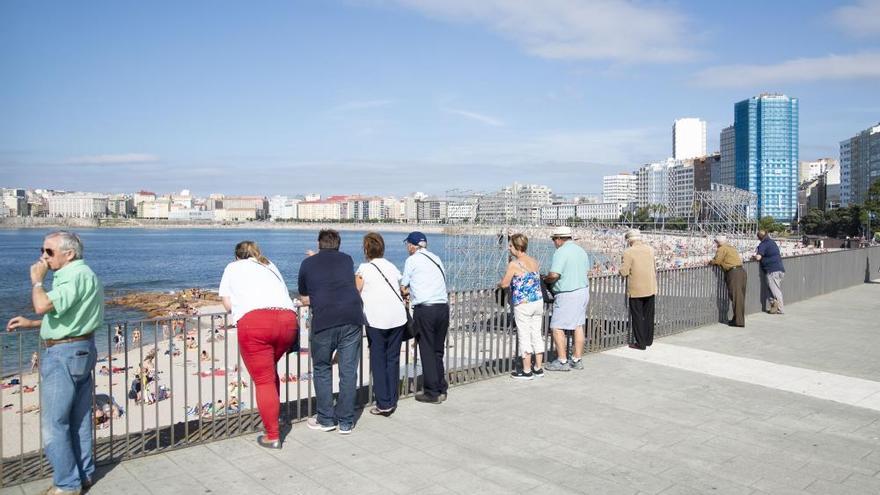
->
[542,226,590,371]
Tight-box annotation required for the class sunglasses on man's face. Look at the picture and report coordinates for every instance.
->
[40,247,68,257]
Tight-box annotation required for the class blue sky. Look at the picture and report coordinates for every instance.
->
[2,0,879,197]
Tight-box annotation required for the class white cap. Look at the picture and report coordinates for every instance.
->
[625,229,642,241]
[714,234,728,244]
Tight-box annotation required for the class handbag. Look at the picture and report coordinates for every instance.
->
[540,277,555,304]
[370,262,416,340]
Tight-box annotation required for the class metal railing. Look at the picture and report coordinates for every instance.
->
[2,246,878,487]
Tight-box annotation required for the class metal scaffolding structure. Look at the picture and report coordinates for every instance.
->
[693,184,758,236]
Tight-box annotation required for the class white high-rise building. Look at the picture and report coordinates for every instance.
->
[634,159,696,218]
[602,174,637,203]
[673,118,708,160]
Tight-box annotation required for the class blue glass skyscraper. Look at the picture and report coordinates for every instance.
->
[734,94,799,221]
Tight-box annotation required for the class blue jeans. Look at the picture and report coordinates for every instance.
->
[40,338,97,491]
[310,324,362,429]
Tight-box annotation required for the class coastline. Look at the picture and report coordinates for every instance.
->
[0,217,446,234]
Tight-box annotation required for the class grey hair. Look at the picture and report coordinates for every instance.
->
[714,234,728,245]
[417,240,427,248]
[46,231,84,259]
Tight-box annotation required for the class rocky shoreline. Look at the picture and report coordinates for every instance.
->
[106,288,224,319]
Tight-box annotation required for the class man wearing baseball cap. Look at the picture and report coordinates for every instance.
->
[401,232,449,404]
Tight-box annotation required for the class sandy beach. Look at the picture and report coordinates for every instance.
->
[1,304,359,457]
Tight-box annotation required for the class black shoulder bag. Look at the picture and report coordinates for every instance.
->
[370,262,416,340]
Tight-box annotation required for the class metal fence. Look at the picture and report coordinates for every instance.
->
[2,246,878,487]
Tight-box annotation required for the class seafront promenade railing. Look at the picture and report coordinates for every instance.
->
[2,246,879,487]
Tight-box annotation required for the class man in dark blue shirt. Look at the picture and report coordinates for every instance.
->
[753,230,785,314]
[298,229,364,434]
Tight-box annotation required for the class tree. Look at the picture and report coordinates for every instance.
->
[799,208,825,235]
[758,216,782,233]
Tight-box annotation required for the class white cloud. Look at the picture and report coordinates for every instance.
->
[386,0,697,63]
[693,52,880,88]
[443,108,505,127]
[62,153,160,165]
[329,99,394,112]
[833,0,880,37]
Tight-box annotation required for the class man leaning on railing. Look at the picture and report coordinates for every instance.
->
[6,231,104,495]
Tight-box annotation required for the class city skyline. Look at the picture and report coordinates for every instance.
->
[2,0,879,196]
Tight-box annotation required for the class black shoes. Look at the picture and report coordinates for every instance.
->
[415,393,442,404]
[628,343,646,350]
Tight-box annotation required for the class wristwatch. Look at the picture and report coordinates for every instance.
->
[32,282,43,289]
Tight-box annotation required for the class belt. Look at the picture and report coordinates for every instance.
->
[45,334,93,348]
[413,302,448,308]
[727,266,744,272]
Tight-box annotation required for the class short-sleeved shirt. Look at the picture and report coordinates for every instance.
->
[356,258,408,330]
[401,249,448,306]
[218,259,295,324]
[41,260,104,340]
[297,249,364,333]
[756,238,785,273]
[549,241,590,293]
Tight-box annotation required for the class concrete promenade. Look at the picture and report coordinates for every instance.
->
[5,282,880,495]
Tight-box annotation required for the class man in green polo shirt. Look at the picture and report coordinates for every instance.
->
[541,226,590,372]
[6,231,103,495]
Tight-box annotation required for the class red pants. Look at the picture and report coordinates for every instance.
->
[237,308,298,441]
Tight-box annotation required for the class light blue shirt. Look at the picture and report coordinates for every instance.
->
[401,249,448,305]
[549,240,590,293]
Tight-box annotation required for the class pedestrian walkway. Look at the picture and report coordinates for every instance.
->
[4,283,880,495]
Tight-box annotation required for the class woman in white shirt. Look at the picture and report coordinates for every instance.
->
[355,233,408,416]
[219,241,296,449]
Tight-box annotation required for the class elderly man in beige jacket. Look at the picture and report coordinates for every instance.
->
[618,229,657,350]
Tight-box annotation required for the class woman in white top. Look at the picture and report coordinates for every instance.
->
[355,232,407,416]
[219,241,296,449]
